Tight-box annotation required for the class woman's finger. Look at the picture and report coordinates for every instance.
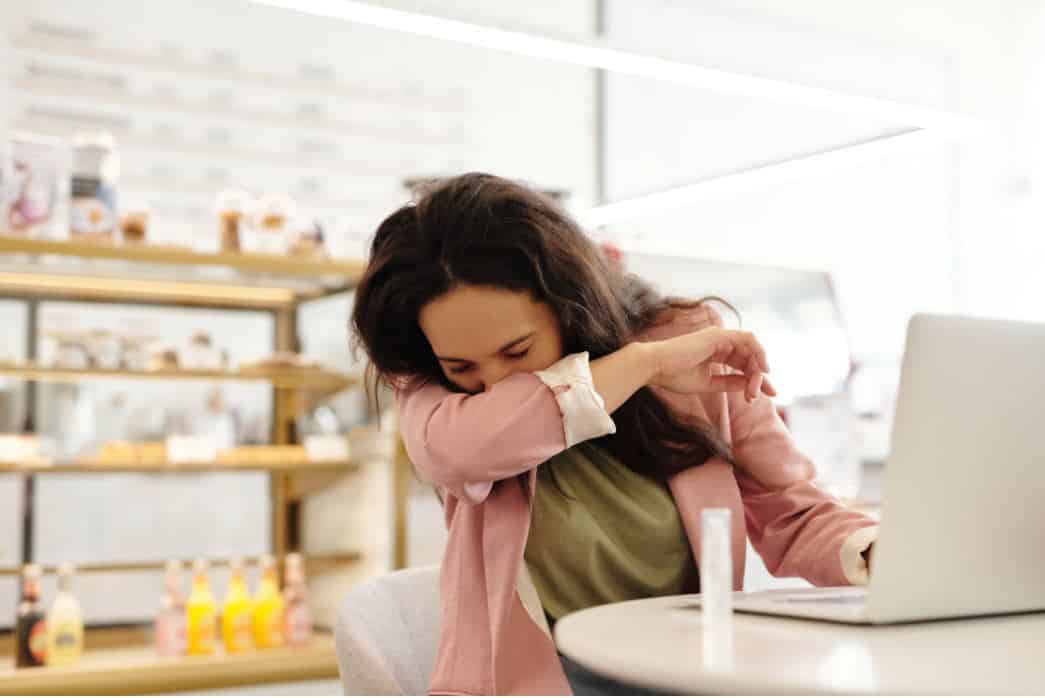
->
[761,375,778,397]
[712,330,769,374]
[714,347,754,375]
[744,332,770,373]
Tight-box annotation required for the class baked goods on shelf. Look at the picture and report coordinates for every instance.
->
[145,344,180,372]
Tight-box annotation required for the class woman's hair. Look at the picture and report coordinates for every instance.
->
[351,172,732,480]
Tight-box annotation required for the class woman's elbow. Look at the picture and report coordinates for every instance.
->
[403,434,492,502]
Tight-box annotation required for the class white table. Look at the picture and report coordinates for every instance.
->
[554,595,1045,694]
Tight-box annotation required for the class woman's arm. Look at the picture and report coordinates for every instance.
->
[397,348,647,503]
[653,304,876,585]
[398,330,770,503]
[731,390,879,586]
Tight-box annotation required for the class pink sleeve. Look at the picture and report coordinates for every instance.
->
[730,391,878,586]
[395,353,616,504]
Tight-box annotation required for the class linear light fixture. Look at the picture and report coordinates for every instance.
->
[250,0,977,133]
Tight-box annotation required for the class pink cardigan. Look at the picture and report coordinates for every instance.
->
[396,309,879,695]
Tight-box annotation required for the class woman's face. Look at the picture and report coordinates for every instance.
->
[418,284,564,393]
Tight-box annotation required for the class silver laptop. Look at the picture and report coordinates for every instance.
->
[729,313,1045,624]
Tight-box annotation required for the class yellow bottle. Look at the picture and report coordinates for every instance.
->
[46,563,84,667]
[185,559,217,656]
[251,554,285,649]
[222,558,253,653]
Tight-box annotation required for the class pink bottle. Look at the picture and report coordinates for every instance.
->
[283,553,313,646]
[155,560,187,657]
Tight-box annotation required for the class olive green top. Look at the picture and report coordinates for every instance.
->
[524,442,698,622]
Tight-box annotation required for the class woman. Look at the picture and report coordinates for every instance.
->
[352,173,878,695]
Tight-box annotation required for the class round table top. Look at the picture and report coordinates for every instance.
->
[554,594,1045,694]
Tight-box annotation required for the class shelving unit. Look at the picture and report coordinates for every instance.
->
[0,235,384,693]
[0,236,371,555]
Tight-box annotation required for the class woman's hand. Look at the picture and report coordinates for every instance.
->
[645,327,776,402]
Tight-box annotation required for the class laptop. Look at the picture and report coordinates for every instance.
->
[727,313,1045,624]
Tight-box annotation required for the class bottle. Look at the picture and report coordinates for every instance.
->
[185,559,217,656]
[221,558,253,653]
[15,563,47,668]
[155,560,187,657]
[69,132,118,243]
[282,553,312,646]
[700,508,735,671]
[700,509,733,626]
[45,563,84,667]
[251,554,285,649]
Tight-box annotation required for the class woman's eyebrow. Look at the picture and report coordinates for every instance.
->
[436,332,535,362]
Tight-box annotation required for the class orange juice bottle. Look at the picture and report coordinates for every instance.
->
[251,554,284,649]
[185,559,217,656]
[221,558,253,653]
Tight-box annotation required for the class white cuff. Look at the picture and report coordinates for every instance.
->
[840,525,879,586]
[535,352,616,448]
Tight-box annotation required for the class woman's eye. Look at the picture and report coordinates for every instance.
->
[449,365,473,374]
[505,349,530,360]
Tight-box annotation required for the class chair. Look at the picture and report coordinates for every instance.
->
[334,565,441,695]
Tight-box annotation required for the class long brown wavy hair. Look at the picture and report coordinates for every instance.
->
[351,172,731,480]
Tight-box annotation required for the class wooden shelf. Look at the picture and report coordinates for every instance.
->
[0,459,359,475]
[0,269,315,310]
[0,551,361,577]
[0,627,339,695]
[0,236,365,281]
[0,363,357,392]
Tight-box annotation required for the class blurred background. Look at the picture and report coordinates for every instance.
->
[0,0,1042,693]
